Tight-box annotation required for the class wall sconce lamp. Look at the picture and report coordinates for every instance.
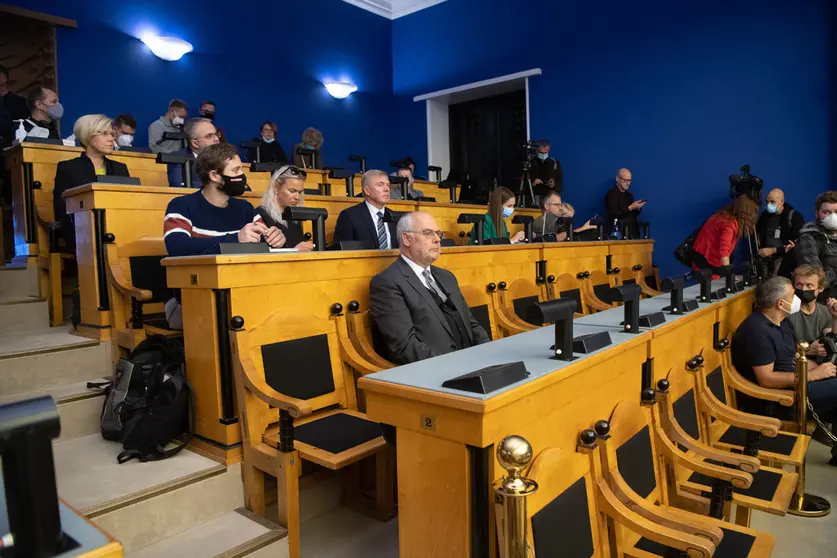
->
[141,34,193,61]
[324,81,358,99]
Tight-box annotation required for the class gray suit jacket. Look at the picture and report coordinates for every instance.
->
[369,257,490,365]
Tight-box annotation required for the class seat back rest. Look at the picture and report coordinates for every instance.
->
[508,277,544,325]
[646,273,658,291]
[129,256,171,303]
[469,304,493,340]
[705,366,727,405]
[261,335,336,401]
[604,400,660,503]
[513,295,541,325]
[527,447,605,557]
[593,283,616,305]
[460,284,495,340]
[559,288,583,314]
[672,389,701,441]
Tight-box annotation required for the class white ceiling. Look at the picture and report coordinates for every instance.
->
[342,0,448,19]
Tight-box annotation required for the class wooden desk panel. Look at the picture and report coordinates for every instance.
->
[609,239,654,281]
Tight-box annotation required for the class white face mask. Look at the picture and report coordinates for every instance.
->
[172,116,185,127]
[782,295,801,315]
[117,134,133,147]
[822,213,837,231]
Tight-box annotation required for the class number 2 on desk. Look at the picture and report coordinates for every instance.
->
[421,415,437,431]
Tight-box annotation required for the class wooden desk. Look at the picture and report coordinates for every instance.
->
[161,241,655,463]
[358,284,753,558]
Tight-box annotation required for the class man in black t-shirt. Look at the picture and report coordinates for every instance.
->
[732,276,837,463]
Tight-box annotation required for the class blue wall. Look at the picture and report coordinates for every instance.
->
[392,0,836,277]
[7,0,395,170]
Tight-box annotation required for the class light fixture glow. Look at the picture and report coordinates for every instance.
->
[324,81,358,99]
[141,34,193,61]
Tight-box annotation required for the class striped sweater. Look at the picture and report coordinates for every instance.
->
[164,190,261,256]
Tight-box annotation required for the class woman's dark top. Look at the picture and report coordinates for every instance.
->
[248,138,288,164]
[255,206,305,247]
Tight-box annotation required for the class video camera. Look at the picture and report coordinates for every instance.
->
[729,164,764,203]
[820,332,837,365]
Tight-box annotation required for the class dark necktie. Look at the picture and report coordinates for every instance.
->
[376,211,388,249]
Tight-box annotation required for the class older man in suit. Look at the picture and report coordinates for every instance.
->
[370,211,490,365]
[332,169,399,249]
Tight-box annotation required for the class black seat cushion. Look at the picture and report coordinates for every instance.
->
[673,389,700,441]
[513,295,540,325]
[262,334,335,400]
[469,304,493,340]
[718,427,797,456]
[532,477,595,558]
[295,412,383,454]
[635,527,755,557]
[593,283,615,305]
[706,366,727,404]
[617,426,657,499]
[688,459,783,501]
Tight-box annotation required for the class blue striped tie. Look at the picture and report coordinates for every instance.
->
[376,211,388,249]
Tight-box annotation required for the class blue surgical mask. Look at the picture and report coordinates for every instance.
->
[262,137,275,144]
[537,153,548,161]
[766,203,779,214]
[46,102,64,121]
[503,207,514,219]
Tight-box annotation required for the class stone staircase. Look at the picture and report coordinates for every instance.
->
[0,262,290,557]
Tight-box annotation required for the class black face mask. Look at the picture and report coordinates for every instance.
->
[220,173,247,197]
[201,111,215,121]
[794,288,817,304]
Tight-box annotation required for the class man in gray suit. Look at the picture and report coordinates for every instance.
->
[370,211,490,365]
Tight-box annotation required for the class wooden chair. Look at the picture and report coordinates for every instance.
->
[623,264,663,298]
[103,241,181,353]
[703,350,809,472]
[525,439,718,557]
[582,269,619,313]
[489,278,543,336]
[598,400,775,556]
[341,301,396,371]
[545,272,587,317]
[460,284,499,341]
[230,308,394,558]
[659,365,798,525]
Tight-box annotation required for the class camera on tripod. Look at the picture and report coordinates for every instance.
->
[729,164,764,203]
[520,140,543,171]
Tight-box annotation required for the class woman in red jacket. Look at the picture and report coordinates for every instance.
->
[692,195,759,275]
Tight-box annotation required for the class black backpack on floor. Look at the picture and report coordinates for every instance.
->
[90,335,195,463]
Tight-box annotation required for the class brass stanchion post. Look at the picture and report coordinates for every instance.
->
[494,436,538,558]
[788,342,831,517]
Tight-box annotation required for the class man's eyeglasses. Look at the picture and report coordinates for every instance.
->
[408,229,445,240]
[277,166,308,180]
[201,131,221,140]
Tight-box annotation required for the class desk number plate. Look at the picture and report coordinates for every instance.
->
[420,415,437,431]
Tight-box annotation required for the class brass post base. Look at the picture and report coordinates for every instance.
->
[788,493,831,517]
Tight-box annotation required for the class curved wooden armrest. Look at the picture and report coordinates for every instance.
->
[653,422,753,489]
[596,478,715,558]
[608,472,723,547]
[231,332,312,418]
[636,272,663,297]
[104,244,152,301]
[724,366,795,407]
[697,385,781,437]
[492,292,536,335]
[345,313,396,369]
[332,315,384,376]
[657,402,760,474]
[582,282,616,312]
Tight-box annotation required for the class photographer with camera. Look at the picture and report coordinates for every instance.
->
[787,265,837,357]
[756,189,803,276]
[795,191,837,300]
[530,141,563,196]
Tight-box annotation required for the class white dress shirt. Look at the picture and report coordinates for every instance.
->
[366,201,391,249]
[401,255,431,288]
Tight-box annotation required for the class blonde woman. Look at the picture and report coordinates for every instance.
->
[53,114,130,250]
[255,165,315,251]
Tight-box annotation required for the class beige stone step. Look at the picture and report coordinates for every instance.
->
[54,434,244,553]
[0,328,111,395]
[0,295,48,333]
[127,508,288,558]
[0,378,107,441]
[0,263,39,298]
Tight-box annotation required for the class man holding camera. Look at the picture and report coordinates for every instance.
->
[530,141,563,197]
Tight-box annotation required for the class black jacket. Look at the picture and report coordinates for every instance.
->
[54,153,130,222]
[332,201,399,249]
[755,202,804,255]
[604,185,640,236]
[254,206,305,247]
[530,156,563,195]
[248,139,288,164]
[369,256,490,364]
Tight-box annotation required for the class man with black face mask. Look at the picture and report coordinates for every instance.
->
[788,265,837,356]
[163,143,284,257]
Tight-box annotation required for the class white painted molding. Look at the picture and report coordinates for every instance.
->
[342,0,447,19]
[413,68,543,102]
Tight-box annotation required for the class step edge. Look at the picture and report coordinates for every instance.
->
[216,530,287,558]
[0,339,101,361]
[85,463,227,519]
[0,297,47,306]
